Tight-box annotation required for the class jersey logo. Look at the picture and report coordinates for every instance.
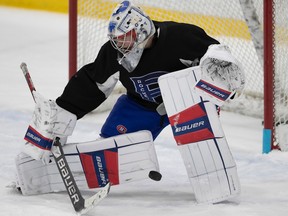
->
[130,71,167,102]
[117,125,127,134]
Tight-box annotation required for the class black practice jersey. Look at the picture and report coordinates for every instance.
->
[56,21,219,119]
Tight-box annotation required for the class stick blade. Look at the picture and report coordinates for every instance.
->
[77,183,111,215]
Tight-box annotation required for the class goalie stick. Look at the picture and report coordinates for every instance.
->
[20,62,111,214]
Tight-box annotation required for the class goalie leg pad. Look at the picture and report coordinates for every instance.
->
[158,67,240,203]
[15,130,159,195]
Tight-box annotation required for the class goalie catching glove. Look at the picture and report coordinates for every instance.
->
[23,91,77,164]
[195,44,245,106]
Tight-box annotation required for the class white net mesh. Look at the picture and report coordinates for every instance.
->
[272,1,288,147]
[75,0,288,147]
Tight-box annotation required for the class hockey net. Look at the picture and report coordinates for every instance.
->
[69,0,288,152]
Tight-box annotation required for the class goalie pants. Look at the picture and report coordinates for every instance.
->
[100,94,170,140]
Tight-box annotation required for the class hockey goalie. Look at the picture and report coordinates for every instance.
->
[15,0,244,205]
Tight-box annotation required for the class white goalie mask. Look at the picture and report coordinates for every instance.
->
[108,1,156,71]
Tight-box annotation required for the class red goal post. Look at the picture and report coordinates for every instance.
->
[263,0,275,153]
[69,0,288,153]
[69,0,77,80]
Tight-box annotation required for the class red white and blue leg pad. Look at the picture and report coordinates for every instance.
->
[159,66,241,204]
[15,130,159,195]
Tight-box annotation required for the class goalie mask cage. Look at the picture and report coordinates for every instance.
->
[69,0,288,153]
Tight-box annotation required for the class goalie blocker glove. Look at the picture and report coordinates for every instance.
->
[23,91,77,164]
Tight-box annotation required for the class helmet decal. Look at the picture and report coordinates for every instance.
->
[117,7,144,33]
[112,0,130,16]
[108,21,117,34]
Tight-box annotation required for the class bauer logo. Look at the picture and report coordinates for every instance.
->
[24,126,53,150]
[57,158,80,205]
[174,120,205,133]
[196,79,231,101]
[95,156,108,186]
[79,148,119,188]
[169,103,214,145]
[26,131,41,143]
